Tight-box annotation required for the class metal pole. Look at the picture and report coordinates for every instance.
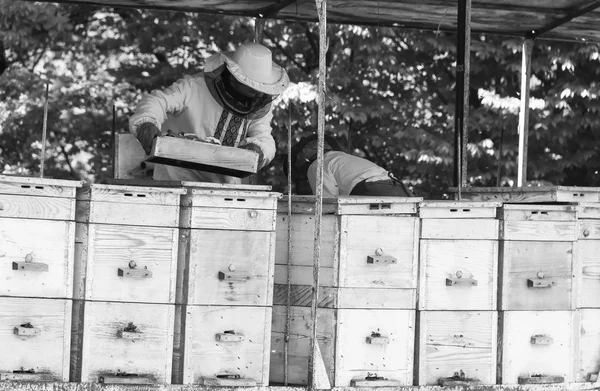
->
[40,82,50,178]
[454,0,472,196]
[308,0,326,389]
[517,38,534,187]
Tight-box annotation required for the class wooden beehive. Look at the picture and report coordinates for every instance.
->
[577,203,600,309]
[576,309,600,382]
[72,184,185,384]
[0,175,82,382]
[175,185,280,386]
[499,204,578,311]
[450,186,600,203]
[270,196,421,387]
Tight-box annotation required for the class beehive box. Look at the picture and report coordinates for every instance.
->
[450,186,600,203]
[175,185,280,386]
[577,203,600,309]
[499,311,577,384]
[499,204,578,311]
[270,196,421,387]
[72,184,185,384]
[418,201,500,311]
[576,309,600,382]
[0,176,82,382]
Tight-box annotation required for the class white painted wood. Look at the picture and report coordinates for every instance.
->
[0,297,71,382]
[421,219,499,240]
[502,221,577,242]
[419,240,497,311]
[418,311,497,386]
[579,241,600,308]
[84,225,178,304]
[0,218,74,299]
[500,311,575,384]
[0,194,75,221]
[183,306,271,386]
[0,176,82,198]
[80,301,174,384]
[186,207,275,231]
[576,309,600,382]
[419,202,500,219]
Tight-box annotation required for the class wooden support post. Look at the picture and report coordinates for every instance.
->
[517,38,534,187]
[454,0,472,195]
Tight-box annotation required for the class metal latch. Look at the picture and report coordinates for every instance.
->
[218,264,250,282]
[530,334,553,345]
[446,270,477,286]
[438,370,481,386]
[216,330,244,342]
[117,322,142,340]
[366,332,390,345]
[118,260,152,279]
[367,248,397,264]
[349,373,402,387]
[527,271,555,288]
[518,374,565,384]
[12,253,48,272]
[14,322,41,337]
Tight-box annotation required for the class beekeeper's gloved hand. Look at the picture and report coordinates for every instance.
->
[136,123,161,155]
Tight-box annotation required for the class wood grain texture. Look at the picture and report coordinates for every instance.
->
[80,301,174,384]
[182,190,278,210]
[500,311,576,384]
[334,309,415,386]
[274,264,337,288]
[419,202,500,219]
[77,184,184,205]
[417,311,497,386]
[114,133,149,180]
[270,305,336,386]
[0,175,82,198]
[419,240,498,311]
[0,194,75,221]
[452,187,600,203]
[108,178,273,191]
[183,306,270,385]
[185,206,275,231]
[421,219,499,240]
[149,136,258,178]
[578,203,600,219]
[502,221,577,241]
[80,201,180,227]
[339,216,418,289]
[500,241,573,311]
[0,297,71,382]
[84,224,178,304]
[0,218,74,299]
[275,214,337,268]
[184,229,274,306]
[578,221,600,240]
[578,241,600,308]
[576,309,600,382]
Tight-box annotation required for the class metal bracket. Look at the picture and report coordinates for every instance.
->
[216,330,244,342]
[527,271,555,288]
[366,332,390,345]
[12,262,48,272]
[14,323,41,337]
[218,271,250,282]
[438,370,480,386]
[117,322,142,340]
[530,334,554,345]
[200,375,257,386]
[118,260,152,279]
[367,248,397,264]
[518,374,565,384]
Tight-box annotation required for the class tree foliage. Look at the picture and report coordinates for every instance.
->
[1,1,599,198]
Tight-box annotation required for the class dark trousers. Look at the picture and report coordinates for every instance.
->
[350,179,414,197]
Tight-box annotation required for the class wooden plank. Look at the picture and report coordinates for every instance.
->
[77,184,185,205]
[579,221,600,240]
[0,297,71,382]
[419,202,501,219]
[450,186,600,203]
[0,175,82,197]
[108,178,273,191]
[578,203,600,219]
[339,216,418,289]
[517,38,533,187]
[578,241,600,308]
[334,309,414,386]
[148,136,259,178]
[275,214,337,268]
[417,311,497,386]
[576,309,600,382]
[0,218,74,299]
[183,306,270,385]
[181,192,278,210]
[502,221,577,241]
[272,284,338,308]
[184,207,275,231]
[419,240,498,311]
[499,311,575,384]
[336,197,420,215]
[270,305,336,386]
[421,219,499,240]
[0,194,75,221]
[500,241,573,311]
[274,264,337,288]
[84,224,178,304]
[114,133,151,180]
[80,201,180,227]
[80,301,174,384]
[184,230,274,306]
[502,204,577,221]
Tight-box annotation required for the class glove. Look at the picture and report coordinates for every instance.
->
[136,123,162,154]
[241,142,266,169]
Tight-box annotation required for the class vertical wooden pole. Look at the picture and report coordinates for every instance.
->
[517,38,534,187]
[308,0,326,389]
[454,0,472,196]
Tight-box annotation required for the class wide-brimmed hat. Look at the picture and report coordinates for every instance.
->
[220,42,290,96]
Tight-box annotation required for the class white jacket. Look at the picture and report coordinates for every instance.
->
[129,55,276,183]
